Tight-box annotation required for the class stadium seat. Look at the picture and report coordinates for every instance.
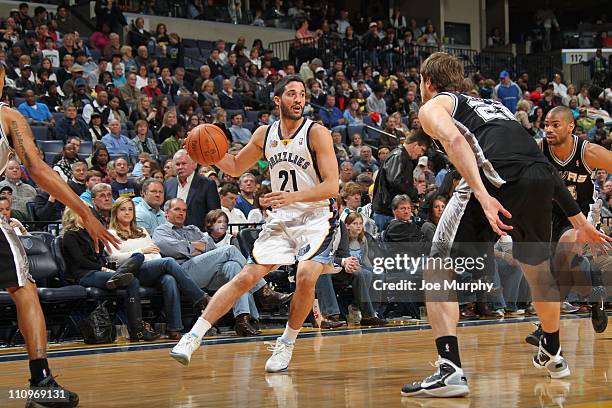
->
[237,227,260,259]
[13,97,25,107]
[31,126,50,141]
[243,121,255,132]
[225,109,245,119]
[80,141,93,155]
[20,235,87,302]
[246,110,260,122]
[182,38,198,48]
[184,48,202,60]
[30,231,56,249]
[52,112,64,123]
[38,140,64,153]
[44,151,57,165]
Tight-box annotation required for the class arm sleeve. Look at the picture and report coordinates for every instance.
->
[107,231,150,265]
[205,179,221,212]
[151,227,193,259]
[333,222,350,265]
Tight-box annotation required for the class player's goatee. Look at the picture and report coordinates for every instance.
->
[281,103,302,120]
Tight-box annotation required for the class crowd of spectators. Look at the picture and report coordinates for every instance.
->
[0,2,610,337]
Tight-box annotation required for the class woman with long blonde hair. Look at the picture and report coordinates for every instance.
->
[108,197,209,340]
[61,206,161,341]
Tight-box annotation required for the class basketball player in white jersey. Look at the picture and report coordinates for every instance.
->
[170,75,339,372]
[0,65,119,407]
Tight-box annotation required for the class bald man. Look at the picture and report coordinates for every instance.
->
[526,106,612,342]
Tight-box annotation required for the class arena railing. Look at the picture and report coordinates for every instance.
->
[267,38,555,81]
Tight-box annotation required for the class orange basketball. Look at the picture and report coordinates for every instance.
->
[185,124,229,165]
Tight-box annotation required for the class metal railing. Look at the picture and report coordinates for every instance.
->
[268,37,557,81]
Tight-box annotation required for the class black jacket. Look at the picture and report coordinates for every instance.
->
[33,190,65,221]
[61,228,104,282]
[164,174,221,231]
[372,146,418,217]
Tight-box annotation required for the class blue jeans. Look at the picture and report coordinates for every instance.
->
[495,257,524,311]
[79,270,143,326]
[316,267,377,318]
[182,246,264,319]
[373,212,393,234]
[138,258,206,331]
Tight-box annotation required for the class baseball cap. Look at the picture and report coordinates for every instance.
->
[204,170,217,178]
[74,78,87,87]
[91,112,102,118]
[417,156,428,167]
[70,65,84,73]
[22,64,32,70]
[499,70,509,79]
[105,82,115,88]
[0,185,13,193]
[315,67,326,74]
[362,166,373,173]
[369,22,377,28]
[311,58,323,66]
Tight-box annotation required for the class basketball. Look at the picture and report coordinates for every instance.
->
[185,124,229,165]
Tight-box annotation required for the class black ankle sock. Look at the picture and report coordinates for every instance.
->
[542,330,560,355]
[29,359,51,384]
[435,336,461,368]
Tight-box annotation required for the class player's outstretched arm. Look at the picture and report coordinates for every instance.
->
[215,125,265,177]
[3,107,120,253]
[266,124,339,209]
[584,142,612,173]
[419,95,512,236]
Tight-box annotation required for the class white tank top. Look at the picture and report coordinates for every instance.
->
[263,118,329,212]
[0,103,15,175]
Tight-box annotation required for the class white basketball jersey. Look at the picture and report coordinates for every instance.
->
[263,118,329,212]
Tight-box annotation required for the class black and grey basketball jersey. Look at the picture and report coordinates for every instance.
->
[435,92,550,185]
[263,118,328,211]
[542,135,595,216]
[0,103,15,174]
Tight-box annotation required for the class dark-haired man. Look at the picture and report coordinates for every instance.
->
[170,75,338,373]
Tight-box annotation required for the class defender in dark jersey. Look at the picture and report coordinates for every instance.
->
[525,107,612,341]
[400,53,610,398]
[0,66,119,407]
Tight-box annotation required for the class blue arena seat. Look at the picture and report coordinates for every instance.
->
[246,110,260,122]
[38,140,64,153]
[80,141,93,155]
[31,126,50,141]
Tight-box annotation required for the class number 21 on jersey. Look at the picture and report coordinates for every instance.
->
[279,169,298,192]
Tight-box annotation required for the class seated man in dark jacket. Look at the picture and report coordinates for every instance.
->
[383,195,424,243]
[55,105,90,143]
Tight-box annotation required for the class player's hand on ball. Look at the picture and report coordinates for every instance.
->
[264,191,295,209]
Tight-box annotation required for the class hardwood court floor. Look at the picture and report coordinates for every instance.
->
[0,318,610,408]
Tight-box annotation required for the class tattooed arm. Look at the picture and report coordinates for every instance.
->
[2,107,119,252]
